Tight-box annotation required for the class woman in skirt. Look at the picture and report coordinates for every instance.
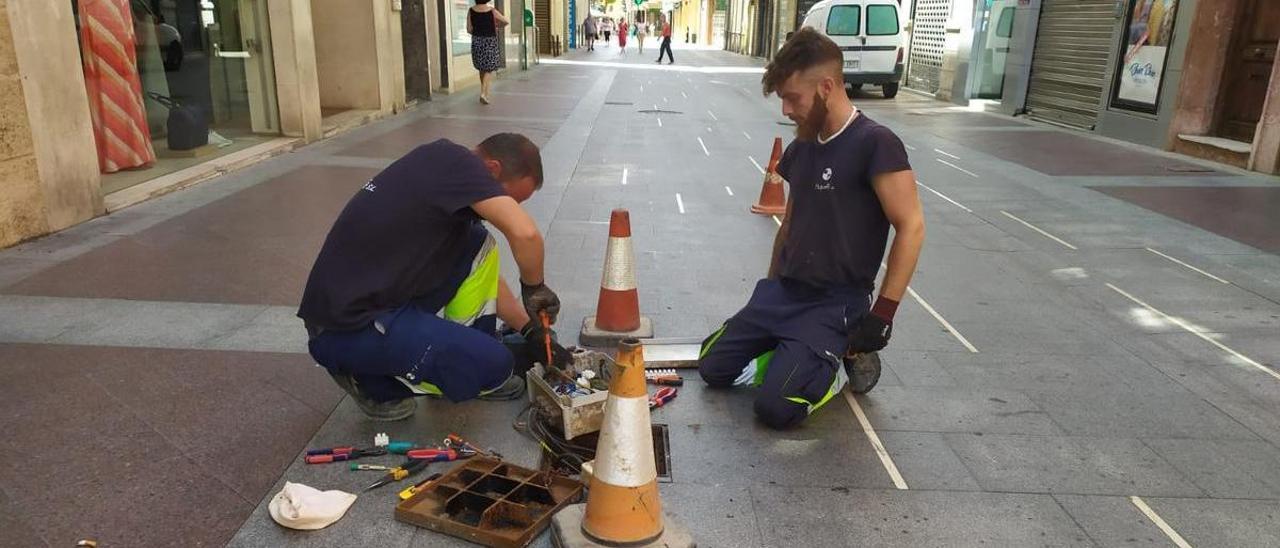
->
[467,0,508,104]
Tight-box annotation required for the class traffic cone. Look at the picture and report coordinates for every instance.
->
[750,137,787,215]
[550,339,693,547]
[580,209,654,347]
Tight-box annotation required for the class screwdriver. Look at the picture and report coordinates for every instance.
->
[406,448,459,462]
[540,310,554,367]
[305,447,386,464]
[364,459,429,492]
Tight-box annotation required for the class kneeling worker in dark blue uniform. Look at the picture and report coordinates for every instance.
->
[298,133,571,421]
[699,29,926,429]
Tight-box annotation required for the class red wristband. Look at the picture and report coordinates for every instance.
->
[870,296,899,322]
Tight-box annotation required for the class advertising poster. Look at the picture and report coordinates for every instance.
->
[1112,0,1178,112]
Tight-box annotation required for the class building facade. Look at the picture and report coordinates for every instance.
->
[1,0,531,249]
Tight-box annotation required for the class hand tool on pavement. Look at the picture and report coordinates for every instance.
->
[350,463,392,471]
[364,459,429,492]
[398,472,443,501]
[306,446,354,456]
[305,447,386,464]
[649,386,677,409]
[445,433,501,459]
[406,448,460,462]
[645,368,683,386]
[386,441,417,454]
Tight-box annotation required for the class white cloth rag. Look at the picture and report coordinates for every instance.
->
[268,482,358,530]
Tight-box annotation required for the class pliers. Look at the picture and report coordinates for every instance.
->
[649,386,677,409]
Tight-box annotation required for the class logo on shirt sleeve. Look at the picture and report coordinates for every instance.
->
[362,181,377,193]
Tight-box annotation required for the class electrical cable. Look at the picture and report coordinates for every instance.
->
[512,404,596,475]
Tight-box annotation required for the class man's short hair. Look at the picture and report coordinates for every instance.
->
[477,133,544,189]
[762,27,843,96]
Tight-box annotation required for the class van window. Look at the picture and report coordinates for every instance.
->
[866,5,899,36]
[826,5,861,36]
[996,7,1015,38]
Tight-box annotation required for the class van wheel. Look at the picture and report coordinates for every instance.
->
[882,83,899,99]
[844,83,862,98]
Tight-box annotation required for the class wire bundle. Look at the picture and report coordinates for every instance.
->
[513,404,596,475]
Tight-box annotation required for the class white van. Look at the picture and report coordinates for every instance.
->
[800,0,905,98]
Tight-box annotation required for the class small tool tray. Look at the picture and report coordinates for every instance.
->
[395,456,584,547]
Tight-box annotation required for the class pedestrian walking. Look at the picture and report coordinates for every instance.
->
[636,20,648,54]
[602,17,612,45]
[466,0,508,104]
[583,14,597,51]
[656,15,674,64]
[617,18,628,54]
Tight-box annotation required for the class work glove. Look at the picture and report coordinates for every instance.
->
[847,296,899,353]
[520,320,573,369]
[520,280,561,324]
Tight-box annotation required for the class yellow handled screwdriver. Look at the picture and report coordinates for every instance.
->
[364,459,428,492]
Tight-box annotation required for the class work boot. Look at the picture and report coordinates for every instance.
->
[843,352,882,394]
[328,372,417,421]
[477,374,526,401]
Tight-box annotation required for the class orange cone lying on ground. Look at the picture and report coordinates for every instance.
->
[579,209,654,347]
[550,339,693,547]
[751,137,787,215]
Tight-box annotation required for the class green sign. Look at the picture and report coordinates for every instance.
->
[634,0,643,5]
[524,8,534,26]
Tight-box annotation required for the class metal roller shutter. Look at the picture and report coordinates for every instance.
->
[1025,0,1118,129]
[535,0,551,55]
[906,0,950,93]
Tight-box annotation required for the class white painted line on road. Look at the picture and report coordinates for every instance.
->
[903,142,916,151]
[640,85,644,93]
[724,186,734,196]
[772,215,782,226]
[706,127,712,133]
[653,103,658,110]
[937,158,978,178]
[748,155,766,174]
[681,91,688,98]
[657,117,663,127]
[1107,283,1278,381]
[934,148,960,160]
[1000,211,1078,250]
[707,109,719,121]
[742,130,752,140]
[664,96,669,103]
[907,286,980,353]
[1146,248,1229,284]
[916,180,973,213]
[675,193,685,214]
[697,137,710,156]
[844,392,909,490]
[621,168,628,186]
[1129,496,1193,548]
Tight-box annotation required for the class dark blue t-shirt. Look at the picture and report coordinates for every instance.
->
[298,140,506,330]
[777,113,911,292]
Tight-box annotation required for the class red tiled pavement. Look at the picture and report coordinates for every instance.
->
[0,344,341,547]
[1091,186,1280,253]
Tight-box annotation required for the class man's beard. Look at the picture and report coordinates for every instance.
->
[794,91,829,142]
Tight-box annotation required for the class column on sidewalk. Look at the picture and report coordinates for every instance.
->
[0,1,102,248]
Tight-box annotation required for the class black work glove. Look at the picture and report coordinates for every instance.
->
[847,296,899,353]
[520,280,561,325]
[520,320,573,369]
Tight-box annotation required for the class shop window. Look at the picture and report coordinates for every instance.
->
[1110,0,1180,114]
[996,7,1014,39]
[865,5,897,36]
[826,6,860,36]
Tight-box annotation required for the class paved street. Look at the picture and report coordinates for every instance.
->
[2,44,1280,547]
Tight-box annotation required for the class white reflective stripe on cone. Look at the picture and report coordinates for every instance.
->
[601,237,637,291]
[593,397,658,487]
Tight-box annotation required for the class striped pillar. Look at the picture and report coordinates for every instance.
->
[582,339,664,544]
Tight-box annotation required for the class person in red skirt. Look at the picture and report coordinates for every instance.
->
[617,18,629,54]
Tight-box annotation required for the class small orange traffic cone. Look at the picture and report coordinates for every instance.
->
[550,339,693,547]
[580,210,653,347]
[750,137,787,215]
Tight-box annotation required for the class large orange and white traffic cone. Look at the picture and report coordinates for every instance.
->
[750,137,787,215]
[550,339,693,547]
[580,209,654,347]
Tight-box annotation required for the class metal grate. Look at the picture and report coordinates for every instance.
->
[906,0,950,93]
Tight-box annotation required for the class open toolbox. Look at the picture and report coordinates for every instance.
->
[526,348,616,440]
[395,456,584,547]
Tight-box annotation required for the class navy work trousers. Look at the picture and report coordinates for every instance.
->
[699,278,869,429]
